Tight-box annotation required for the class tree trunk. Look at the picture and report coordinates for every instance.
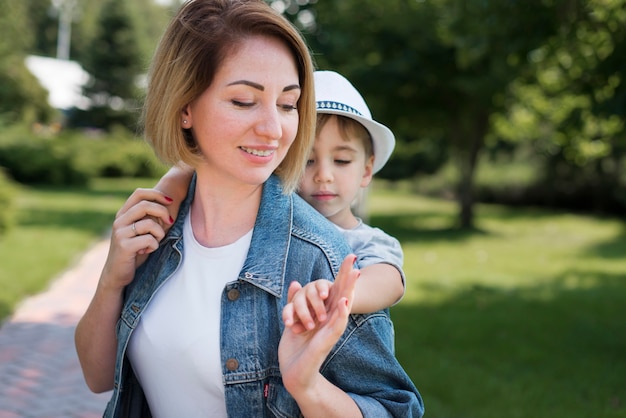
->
[454,111,489,229]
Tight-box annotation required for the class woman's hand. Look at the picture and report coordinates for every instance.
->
[99,188,174,292]
[278,255,361,416]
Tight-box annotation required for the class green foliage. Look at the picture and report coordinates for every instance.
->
[491,0,626,215]
[0,0,56,125]
[0,168,17,235]
[74,0,146,131]
[29,0,171,64]
[301,0,568,227]
[0,126,166,187]
[0,127,92,186]
[81,128,168,179]
[0,0,32,57]
[83,0,142,100]
[25,0,59,58]
[0,56,57,125]
[0,177,155,320]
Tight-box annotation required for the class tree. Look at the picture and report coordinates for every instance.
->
[298,0,570,228]
[76,0,143,130]
[0,0,55,124]
[492,0,626,214]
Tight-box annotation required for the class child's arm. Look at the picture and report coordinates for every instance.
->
[282,262,404,333]
[351,263,404,313]
[153,164,194,231]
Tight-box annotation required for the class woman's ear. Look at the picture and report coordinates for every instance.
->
[181,106,192,129]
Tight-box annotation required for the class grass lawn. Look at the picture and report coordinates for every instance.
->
[0,177,156,320]
[1,178,624,417]
[369,185,626,418]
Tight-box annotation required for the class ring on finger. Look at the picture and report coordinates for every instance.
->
[132,222,138,236]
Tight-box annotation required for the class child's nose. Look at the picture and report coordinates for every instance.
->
[314,162,333,183]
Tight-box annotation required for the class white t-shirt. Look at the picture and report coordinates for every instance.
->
[127,212,252,418]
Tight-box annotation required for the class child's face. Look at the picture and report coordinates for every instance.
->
[298,116,374,228]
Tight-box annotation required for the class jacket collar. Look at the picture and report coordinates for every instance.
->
[241,175,291,297]
[169,174,291,298]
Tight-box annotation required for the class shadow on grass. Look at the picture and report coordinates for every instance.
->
[392,270,626,418]
[369,211,491,244]
[585,222,626,260]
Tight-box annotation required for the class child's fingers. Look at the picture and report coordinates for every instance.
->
[282,302,296,327]
[306,280,331,323]
[117,188,173,218]
[283,282,310,334]
[292,288,316,331]
[287,281,302,302]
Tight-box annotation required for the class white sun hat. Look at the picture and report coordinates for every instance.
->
[314,70,395,174]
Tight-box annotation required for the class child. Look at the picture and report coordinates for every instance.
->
[282,70,404,332]
[154,70,405,329]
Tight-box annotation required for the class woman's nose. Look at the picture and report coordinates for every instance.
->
[255,106,282,140]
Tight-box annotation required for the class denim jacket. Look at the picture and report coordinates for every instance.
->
[104,174,424,417]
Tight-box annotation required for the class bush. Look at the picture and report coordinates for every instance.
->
[0,169,17,235]
[82,127,167,178]
[0,56,57,125]
[0,126,92,186]
[0,125,167,187]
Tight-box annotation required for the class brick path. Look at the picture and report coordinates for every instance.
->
[0,240,112,418]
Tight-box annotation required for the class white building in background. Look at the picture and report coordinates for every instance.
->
[24,55,90,111]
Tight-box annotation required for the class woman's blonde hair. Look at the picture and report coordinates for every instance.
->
[142,0,315,194]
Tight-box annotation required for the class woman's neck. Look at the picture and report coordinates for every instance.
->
[190,176,262,248]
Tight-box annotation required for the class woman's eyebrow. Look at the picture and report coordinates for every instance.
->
[227,80,301,92]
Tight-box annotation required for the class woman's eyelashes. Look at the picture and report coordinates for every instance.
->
[231,100,297,112]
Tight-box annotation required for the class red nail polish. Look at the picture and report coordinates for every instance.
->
[169,216,174,224]
[164,196,173,202]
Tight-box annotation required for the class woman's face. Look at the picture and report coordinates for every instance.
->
[183,35,301,189]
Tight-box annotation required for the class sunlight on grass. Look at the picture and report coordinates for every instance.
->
[0,178,155,319]
[366,185,626,418]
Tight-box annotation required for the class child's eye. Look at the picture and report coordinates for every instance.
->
[306,159,314,166]
[335,159,351,165]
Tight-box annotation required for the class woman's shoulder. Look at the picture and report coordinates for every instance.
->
[291,194,351,259]
[292,193,340,237]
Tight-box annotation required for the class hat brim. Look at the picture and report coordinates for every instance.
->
[317,108,395,174]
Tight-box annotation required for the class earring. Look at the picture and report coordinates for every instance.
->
[183,120,188,124]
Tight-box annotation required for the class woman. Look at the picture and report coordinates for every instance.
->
[75,1,423,417]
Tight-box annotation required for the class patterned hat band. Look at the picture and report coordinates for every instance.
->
[316,100,363,117]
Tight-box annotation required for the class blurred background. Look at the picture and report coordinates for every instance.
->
[0,1,624,417]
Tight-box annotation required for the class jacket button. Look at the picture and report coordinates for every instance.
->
[226,358,239,371]
[227,288,240,301]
